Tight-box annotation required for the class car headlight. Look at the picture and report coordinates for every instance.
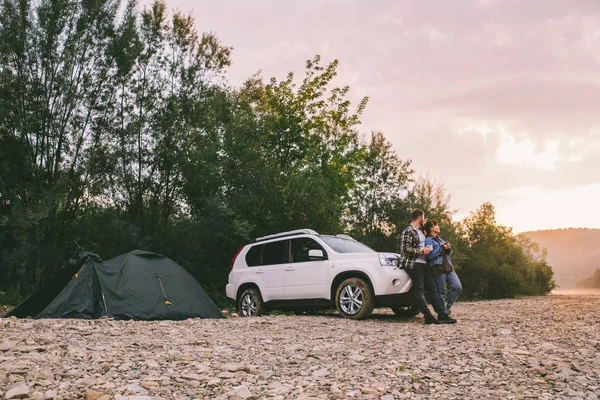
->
[379,253,399,267]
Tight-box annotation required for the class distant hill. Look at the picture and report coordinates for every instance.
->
[520,228,600,289]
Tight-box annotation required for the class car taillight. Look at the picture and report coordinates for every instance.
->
[229,247,244,273]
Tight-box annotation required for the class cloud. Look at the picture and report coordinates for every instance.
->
[495,183,600,232]
[419,78,600,135]
[143,0,600,230]
[496,136,562,170]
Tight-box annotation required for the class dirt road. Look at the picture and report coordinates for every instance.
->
[1,294,599,399]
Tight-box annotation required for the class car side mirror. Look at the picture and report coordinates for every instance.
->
[308,249,325,260]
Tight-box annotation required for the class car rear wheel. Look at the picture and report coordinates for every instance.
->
[391,304,419,318]
[335,278,374,320]
[238,288,266,317]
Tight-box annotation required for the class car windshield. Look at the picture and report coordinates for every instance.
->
[319,236,375,253]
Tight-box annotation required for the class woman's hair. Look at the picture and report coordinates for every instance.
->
[422,220,439,236]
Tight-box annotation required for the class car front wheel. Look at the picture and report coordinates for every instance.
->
[335,278,375,320]
[238,288,266,317]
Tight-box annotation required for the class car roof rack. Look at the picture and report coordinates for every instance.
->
[253,229,319,243]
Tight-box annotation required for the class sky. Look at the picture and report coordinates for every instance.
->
[152,0,600,233]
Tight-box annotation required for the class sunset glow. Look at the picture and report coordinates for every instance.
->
[144,0,600,233]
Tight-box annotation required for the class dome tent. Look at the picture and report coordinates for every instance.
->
[7,250,223,320]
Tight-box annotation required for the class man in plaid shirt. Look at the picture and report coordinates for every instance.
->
[399,209,456,324]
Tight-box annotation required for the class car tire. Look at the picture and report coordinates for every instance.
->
[238,287,266,317]
[335,277,375,320]
[391,304,419,318]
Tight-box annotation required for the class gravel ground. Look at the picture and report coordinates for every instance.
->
[0,306,14,317]
[1,294,599,400]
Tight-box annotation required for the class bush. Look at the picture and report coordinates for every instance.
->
[0,287,23,305]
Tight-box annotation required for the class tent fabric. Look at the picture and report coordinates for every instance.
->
[7,250,223,320]
[6,252,102,318]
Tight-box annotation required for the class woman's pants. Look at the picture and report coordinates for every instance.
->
[433,271,462,311]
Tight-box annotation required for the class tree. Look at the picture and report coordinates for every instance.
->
[0,1,556,306]
[0,0,125,289]
[221,56,369,237]
[346,131,413,250]
[458,202,555,299]
[577,268,600,288]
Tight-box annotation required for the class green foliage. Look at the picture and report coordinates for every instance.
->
[0,287,23,306]
[577,268,600,288]
[346,131,413,251]
[0,0,555,308]
[457,203,556,299]
[521,228,600,289]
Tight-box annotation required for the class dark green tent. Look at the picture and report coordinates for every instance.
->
[7,250,223,320]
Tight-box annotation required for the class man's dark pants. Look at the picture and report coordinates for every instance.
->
[406,262,447,319]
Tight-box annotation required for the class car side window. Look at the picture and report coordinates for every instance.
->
[261,240,288,266]
[290,238,326,263]
[245,245,263,267]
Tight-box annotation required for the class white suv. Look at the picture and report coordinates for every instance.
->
[226,229,416,320]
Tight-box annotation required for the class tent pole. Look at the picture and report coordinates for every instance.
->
[101,291,109,317]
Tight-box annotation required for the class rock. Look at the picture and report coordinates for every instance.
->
[85,390,106,400]
[558,366,577,376]
[5,384,30,399]
[296,395,318,400]
[117,397,152,400]
[348,354,366,362]
[570,362,581,372]
[233,385,256,399]
[125,384,147,395]
[312,368,329,377]
[223,364,252,373]
[1,295,600,399]
[75,377,97,387]
[360,386,380,395]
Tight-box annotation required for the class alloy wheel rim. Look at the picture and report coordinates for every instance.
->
[339,284,363,315]
[241,293,257,317]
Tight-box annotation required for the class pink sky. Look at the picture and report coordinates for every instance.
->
[150,0,600,232]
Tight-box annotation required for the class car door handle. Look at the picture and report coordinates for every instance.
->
[256,269,264,274]
[285,266,295,271]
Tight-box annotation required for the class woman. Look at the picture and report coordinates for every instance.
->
[423,220,462,316]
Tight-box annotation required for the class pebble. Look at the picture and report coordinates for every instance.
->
[85,390,106,400]
[5,384,30,399]
[0,295,599,398]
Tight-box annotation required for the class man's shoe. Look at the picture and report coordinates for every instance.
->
[424,317,441,325]
[437,314,457,324]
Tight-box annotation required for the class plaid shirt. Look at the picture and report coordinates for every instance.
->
[399,224,425,270]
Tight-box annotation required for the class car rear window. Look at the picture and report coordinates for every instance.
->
[245,240,288,267]
[245,245,262,267]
